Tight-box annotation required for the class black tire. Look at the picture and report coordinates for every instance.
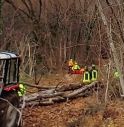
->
[5,105,19,127]
[0,92,21,127]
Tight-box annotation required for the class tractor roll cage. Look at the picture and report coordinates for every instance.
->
[0,52,20,86]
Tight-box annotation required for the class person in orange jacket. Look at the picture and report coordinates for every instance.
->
[80,67,85,74]
[68,58,74,73]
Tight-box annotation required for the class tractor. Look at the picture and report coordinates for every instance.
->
[0,51,21,127]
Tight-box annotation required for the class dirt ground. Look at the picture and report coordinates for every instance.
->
[23,96,124,127]
[22,73,124,127]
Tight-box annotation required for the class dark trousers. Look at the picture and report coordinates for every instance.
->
[68,66,72,73]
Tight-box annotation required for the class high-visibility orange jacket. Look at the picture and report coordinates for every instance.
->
[68,59,74,66]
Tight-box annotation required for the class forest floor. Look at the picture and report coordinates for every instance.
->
[22,72,124,127]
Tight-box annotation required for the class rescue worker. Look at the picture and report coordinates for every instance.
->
[72,61,80,71]
[68,58,74,73]
[82,66,91,84]
[18,83,26,110]
[18,83,26,97]
[80,67,85,74]
[114,69,120,79]
[90,64,98,82]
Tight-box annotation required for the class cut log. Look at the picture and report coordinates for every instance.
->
[63,81,100,99]
[25,92,64,102]
[25,89,55,102]
[56,83,83,92]
[23,81,103,107]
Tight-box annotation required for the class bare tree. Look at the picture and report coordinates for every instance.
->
[97,0,124,95]
[0,0,3,45]
[3,0,108,75]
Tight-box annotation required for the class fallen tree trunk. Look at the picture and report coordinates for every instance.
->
[56,83,83,92]
[23,81,104,107]
[63,81,99,99]
[20,82,56,89]
[21,82,84,92]
[25,92,64,102]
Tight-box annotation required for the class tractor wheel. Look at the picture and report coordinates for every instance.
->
[0,92,21,127]
[5,104,19,127]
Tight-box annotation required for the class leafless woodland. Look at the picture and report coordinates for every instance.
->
[0,0,124,82]
[0,1,107,71]
[1,1,124,127]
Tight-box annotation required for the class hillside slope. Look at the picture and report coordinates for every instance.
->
[22,73,124,127]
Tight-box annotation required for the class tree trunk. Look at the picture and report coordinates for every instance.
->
[97,0,124,95]
[0,0,2,35]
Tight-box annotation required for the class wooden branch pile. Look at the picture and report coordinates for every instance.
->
[23,81,104,107]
